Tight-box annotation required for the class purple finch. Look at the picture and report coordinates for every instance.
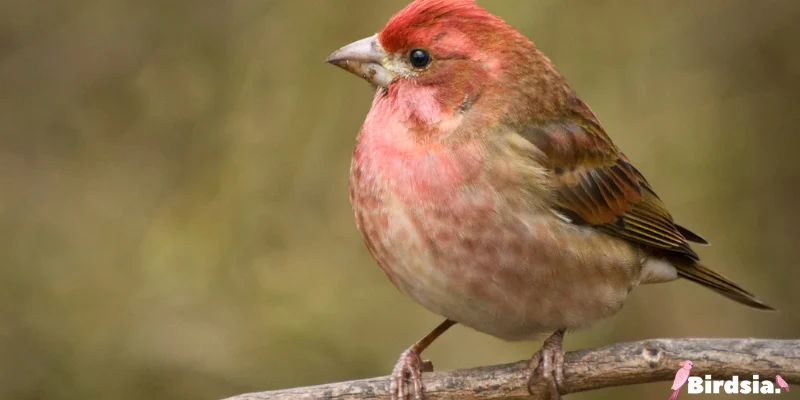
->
[327,0,773,399]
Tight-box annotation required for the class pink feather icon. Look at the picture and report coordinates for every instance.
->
[668,360,694,400]
[776,375,790,392]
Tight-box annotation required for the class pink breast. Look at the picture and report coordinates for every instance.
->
[353,91,485,204]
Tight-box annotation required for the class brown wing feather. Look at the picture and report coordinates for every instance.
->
[520,108,700,261]
[516,95,771,308]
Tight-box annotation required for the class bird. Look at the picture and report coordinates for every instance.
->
[669,360,693,400]
[326,0,773,399]
[776,375,790,392]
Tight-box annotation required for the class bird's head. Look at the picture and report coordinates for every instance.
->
[327,0,511,88]
[679,360,694,369]
[327,0,557,136]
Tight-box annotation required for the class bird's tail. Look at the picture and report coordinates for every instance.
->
[668,389,681,400]
[675,262,775,310]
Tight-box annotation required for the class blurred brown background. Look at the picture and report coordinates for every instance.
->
[1,1,799,399]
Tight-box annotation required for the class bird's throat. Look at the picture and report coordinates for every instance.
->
[354,92,485,203]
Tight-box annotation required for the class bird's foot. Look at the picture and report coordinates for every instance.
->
[527,329,566,400]
[390,348,434,400]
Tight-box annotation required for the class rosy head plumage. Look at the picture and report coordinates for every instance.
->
[327,0,517,90]
[327,0,539,136]
[379,0,503,55]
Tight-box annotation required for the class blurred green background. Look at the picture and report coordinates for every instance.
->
[1,1,799,399]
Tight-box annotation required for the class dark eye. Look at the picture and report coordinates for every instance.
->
[409,49,431,69]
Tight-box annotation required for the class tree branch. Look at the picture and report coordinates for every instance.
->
[225,338,800,399]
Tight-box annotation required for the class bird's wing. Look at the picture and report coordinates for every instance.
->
[519,103,703,261]
[671,369,690,390]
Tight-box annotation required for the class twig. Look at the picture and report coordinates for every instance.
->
[225,338,800,399]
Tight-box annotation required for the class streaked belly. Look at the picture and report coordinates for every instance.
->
[352,180,643,340]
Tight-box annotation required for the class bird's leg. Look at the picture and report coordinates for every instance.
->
[527,329,566,400]
[390,319,456,400]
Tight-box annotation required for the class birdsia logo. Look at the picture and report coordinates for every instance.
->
[668,361,790,398]
[685,375,787,395]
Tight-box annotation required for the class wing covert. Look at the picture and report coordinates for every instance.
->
[519,108,700,260]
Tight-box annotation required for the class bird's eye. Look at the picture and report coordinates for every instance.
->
[409,49,431,69]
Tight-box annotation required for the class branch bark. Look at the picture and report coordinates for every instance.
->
[225,338,800,399]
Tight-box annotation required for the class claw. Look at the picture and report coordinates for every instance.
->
[390,349,430,400]
[527,329,566,400]
[420,360,434,373]
[388,320,455,400]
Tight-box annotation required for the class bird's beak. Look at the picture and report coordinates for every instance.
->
[327,34,392,88]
